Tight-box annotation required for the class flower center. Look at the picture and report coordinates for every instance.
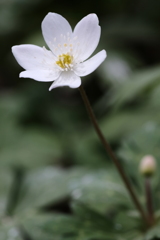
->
[56,54,73,70]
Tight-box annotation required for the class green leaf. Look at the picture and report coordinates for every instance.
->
[20,208,115,240]
[15,167,130,215]
[144,223,160,240]
[0,168,13,217]
[20,206,147,240]
[118,123,160,210]
[107,65,160,110]
[15,167,70,213]
[69,169,130,214]
[0,219,22,240]
[0,93,63,169]
[20,212,78,240]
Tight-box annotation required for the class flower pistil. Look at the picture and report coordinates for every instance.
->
[56,53,73,70]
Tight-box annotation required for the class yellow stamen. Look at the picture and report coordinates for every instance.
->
[56,54,73,69]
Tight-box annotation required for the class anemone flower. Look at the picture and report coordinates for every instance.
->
[12,13,106,90]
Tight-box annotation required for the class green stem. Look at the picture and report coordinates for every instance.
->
[79,85,150,227]
[145,177,155,226]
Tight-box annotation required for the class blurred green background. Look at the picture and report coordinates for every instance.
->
[0,0,160,239]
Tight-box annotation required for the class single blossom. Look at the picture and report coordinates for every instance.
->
[12,13,107,90]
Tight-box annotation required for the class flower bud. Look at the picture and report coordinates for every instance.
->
[139,155,156,177]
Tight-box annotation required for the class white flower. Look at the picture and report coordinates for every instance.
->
[12,13,107,90]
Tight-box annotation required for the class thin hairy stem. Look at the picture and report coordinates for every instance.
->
[79,85,150,227]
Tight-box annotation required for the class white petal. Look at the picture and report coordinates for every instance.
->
[42,12,72,54]
[49,71,81,90]
[12,44,56,70]
[74,50,107,77]
[20,70,60,82]
[73,14,101,61]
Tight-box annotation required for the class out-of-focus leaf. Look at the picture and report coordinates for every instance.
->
[15,166,131,215]
[144,223,160,240]
[72,108,159,165]
[0,129,62,168]
[101,108,160,142]
[0,169,13,217]
[0,219,22,240]
[73,132,108,167]
[14,167,88,213]
[118,122,160,209]
[71,203,114,239]
[15,167,70,213]
[17,206,150,240]
[0,94,63,168]
[118,122,160,163]
[69,169,130,214]
[101,66,160,111]
[20,213,78,240]
[73,106,160,162]
[111,66,160,109]
[98,52,133,84]
[21,208,115,240]
[146,84,160,110]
